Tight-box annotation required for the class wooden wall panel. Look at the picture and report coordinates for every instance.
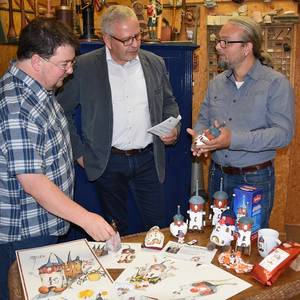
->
[286,5,300,239]
[0,44,16,76]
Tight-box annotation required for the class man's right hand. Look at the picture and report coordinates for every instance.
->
[81,212,116,241]
[77,156,84,168]
[186,128,210,158]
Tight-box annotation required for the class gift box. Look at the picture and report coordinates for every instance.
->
[233,185,263,240]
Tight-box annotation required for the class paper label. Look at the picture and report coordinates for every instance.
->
[259,248,289,272]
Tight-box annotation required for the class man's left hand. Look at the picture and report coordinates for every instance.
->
[160,127,178,145]
[199,127,232,151]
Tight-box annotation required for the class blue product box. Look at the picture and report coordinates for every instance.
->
[233,185,263,239]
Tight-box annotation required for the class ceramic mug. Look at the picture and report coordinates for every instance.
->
[257,228,281,258]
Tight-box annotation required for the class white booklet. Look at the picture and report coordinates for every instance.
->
[147,115,181,136]
[161,240,217,265]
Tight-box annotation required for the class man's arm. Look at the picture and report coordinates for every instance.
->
[56,69,84,161]
[160,58,180,145]
[17,173,115,241]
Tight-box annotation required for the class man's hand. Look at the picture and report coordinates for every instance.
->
[199,127,231,151]
[81,212,116,241]
[160,127,178,145]
[77,156,84,168]
[186,126,231,157]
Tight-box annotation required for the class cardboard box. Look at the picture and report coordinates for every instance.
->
[233,185,263,240]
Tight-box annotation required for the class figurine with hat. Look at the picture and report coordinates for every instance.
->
[207,209,236,252]
[235,216,253,256]
[209,178,229,226]
[187,180,206,232]
[170,205,188,239]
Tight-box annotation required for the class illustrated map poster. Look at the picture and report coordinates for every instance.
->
[16,239,118,300]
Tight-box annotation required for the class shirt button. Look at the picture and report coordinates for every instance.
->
[225,155,228,158]
[233,99,236,103]
[228,118,232,121]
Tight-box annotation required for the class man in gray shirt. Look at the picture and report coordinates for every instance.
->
[188,16,294,228]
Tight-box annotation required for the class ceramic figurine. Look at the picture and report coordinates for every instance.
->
[187,185,206,231]
[207,209,236,252]
[170,205,188,238]
[209,178,229,226]
[235,216,253,256]
[143,226,165,250]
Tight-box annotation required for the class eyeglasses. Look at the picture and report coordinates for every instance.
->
[110,32,142,46]
[216,39,249,49]
[41,56,77,71]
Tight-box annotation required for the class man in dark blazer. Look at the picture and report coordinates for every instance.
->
[57,5,180,235]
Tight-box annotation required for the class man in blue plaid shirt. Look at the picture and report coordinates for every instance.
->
[0,17,115,299]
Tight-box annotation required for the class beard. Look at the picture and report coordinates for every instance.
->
[217,56,229,70]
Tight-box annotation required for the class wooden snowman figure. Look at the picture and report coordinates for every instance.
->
[235,216,253,256]
[187,194,206,232]
[170,205,188,238]
[209,178,229,226]
[207,209,236,252]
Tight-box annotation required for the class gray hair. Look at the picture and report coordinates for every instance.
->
[227,16,272,67]
[101,5,138,35]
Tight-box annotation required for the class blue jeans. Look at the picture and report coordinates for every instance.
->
[0,235,58,300]
[208,162,275,229]
[94,146,165,236]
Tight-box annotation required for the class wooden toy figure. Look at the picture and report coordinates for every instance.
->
[235,216,253,256]
[209,178,229,226]
[207,209,236,252]
[187,194,206,232]
[146,0,162,40]
[170,205,188,238]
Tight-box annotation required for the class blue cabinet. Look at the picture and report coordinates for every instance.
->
[66,42,197,239]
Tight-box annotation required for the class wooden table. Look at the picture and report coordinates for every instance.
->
[8,228,300,300]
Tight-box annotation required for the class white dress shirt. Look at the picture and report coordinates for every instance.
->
[106,47,153,150]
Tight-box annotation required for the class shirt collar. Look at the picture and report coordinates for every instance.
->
[105,46,139,66]
[225,59,262,82]
[9,61,53,99]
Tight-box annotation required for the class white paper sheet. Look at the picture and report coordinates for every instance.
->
[147,115,181,136]
[161,240,217,265]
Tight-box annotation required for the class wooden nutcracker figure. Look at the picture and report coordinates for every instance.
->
[187,194,206,232]
[209,178,229,226]
[146,0,162,40]
[170,205,188,238]
[207,209,236,252]
[235,216,253,256]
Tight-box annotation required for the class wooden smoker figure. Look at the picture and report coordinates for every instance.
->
[235,216,253,256]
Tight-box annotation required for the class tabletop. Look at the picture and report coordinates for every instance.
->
[8,227,300,300]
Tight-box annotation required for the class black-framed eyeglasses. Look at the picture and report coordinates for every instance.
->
[41,56,77,71]
[110,32,142,46]
[216,39,249,49]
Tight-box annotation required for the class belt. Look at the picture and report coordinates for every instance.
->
[111,144,152,156]
[213,160,273,175]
